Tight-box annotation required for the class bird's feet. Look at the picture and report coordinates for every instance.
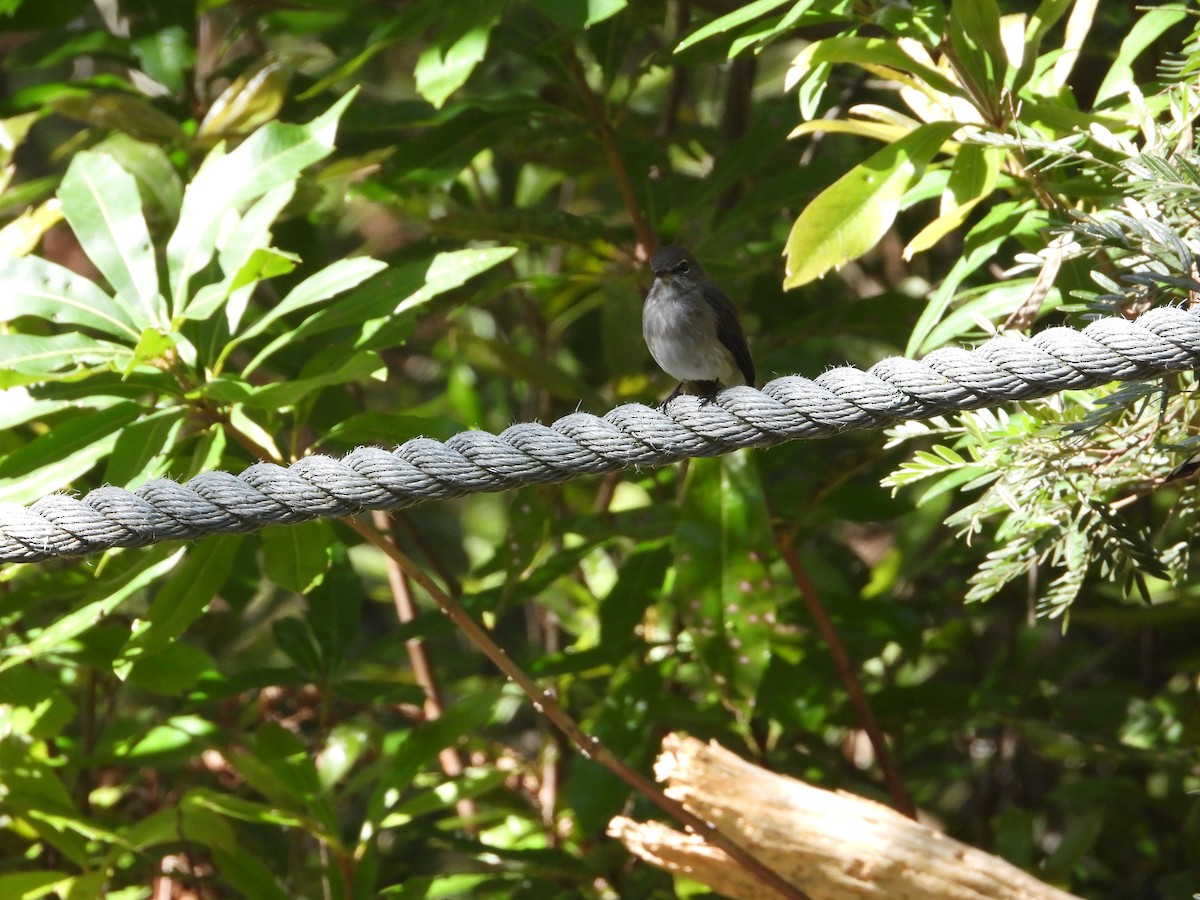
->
[659,382,685,410]
[694,380,720,405]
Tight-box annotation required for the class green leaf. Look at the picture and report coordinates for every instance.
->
[1094,7,1189,105]
[908,200,1045,354]
[116,535,242,677]
[0,871,73,899]
[784,121,958,288]
[233,257,387,366]
[91,133,184,222]
[165,91,357,310]
[904,144,1001,258]
[316,724,372,791]
[246,247,515,371]
[261,520,335,594]
[919,278,1062,354]
[197,60,290,141]
[0,401,143,504]
[0,256,140,341]
[788,36,969,101]
[316,412,463,450]
[372,690,499,816]
[273,618,323,677]
[131,24,194,97]
[50,92,186,144]
[184,787,310,829]
[209,845,289,900]
[675,0,795,53]
[0,333,130,387]
[0,547,183,674]
[102,407,185,488]
[182,182,298,325]
[123,641,219,694]
[674,452,775,709]
[360,246,518,352]
[305,555,361,671]
[413,4,500,109]
[585,0,626,27]
[948,0,1006,101]
[210,350,384,410]
[59,150,165,329]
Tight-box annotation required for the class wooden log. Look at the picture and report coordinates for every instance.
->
[608,734,1081,900]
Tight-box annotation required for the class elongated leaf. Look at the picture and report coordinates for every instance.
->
[0,387,74,431]
[0,256,140,340]
[784,121,959,288]
[208,351,384,410]
[920,277,1062,352]
[165,91,357,310]
[904,144,1001,258]
[0,333,130,388]
[1094,7,1189,105]
[51,92,186,144]
[907,200,1044,354]
[371,690,500,814]
[59,151,164,328]
[245,247,516,372]
[949,0,1007,98]
[102,407,186,487]
[214,182,298,330]
[91,133,183,222]
[197,60,290,141]
[0,401,143,504]
[674,452,775,709]
[788,37,968,101]
[261,520,334,595]
[675,0,795,52]
[0,198,64,258]
[414,3,500,109]
[0,547,183,674]
[361,246,518,351]
[117,534,242,676]
[234,257,387,351]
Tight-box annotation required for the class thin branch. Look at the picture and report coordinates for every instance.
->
[370,511,474,825]
[345,515,810,900]
[775,529,917,819]
[563,45,657,258]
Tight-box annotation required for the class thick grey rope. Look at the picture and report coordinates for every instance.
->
[3,305,1199,564]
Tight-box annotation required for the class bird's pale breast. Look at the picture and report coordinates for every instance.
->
[643,283,741,383]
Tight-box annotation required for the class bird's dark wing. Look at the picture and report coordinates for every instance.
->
[702,283,755,386]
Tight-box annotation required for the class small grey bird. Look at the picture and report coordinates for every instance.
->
[643,245,755,404]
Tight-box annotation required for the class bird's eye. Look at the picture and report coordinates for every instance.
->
[676,261,690,274]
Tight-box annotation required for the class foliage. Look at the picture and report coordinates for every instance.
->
[0,2,1198,899]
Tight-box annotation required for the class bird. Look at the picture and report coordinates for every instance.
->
[642,244,755,405]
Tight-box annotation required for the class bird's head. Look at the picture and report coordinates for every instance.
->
[651,245,705,281]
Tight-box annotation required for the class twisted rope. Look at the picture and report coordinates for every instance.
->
[3,306,1199,564]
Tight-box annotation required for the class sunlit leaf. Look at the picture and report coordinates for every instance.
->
[165,91,357,310]
[904,144,1001,258]
[197,60,291,142]
[414,5,500,109]
[784,121,958,288]
[0,256,140,340]
[58,151,165,328]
